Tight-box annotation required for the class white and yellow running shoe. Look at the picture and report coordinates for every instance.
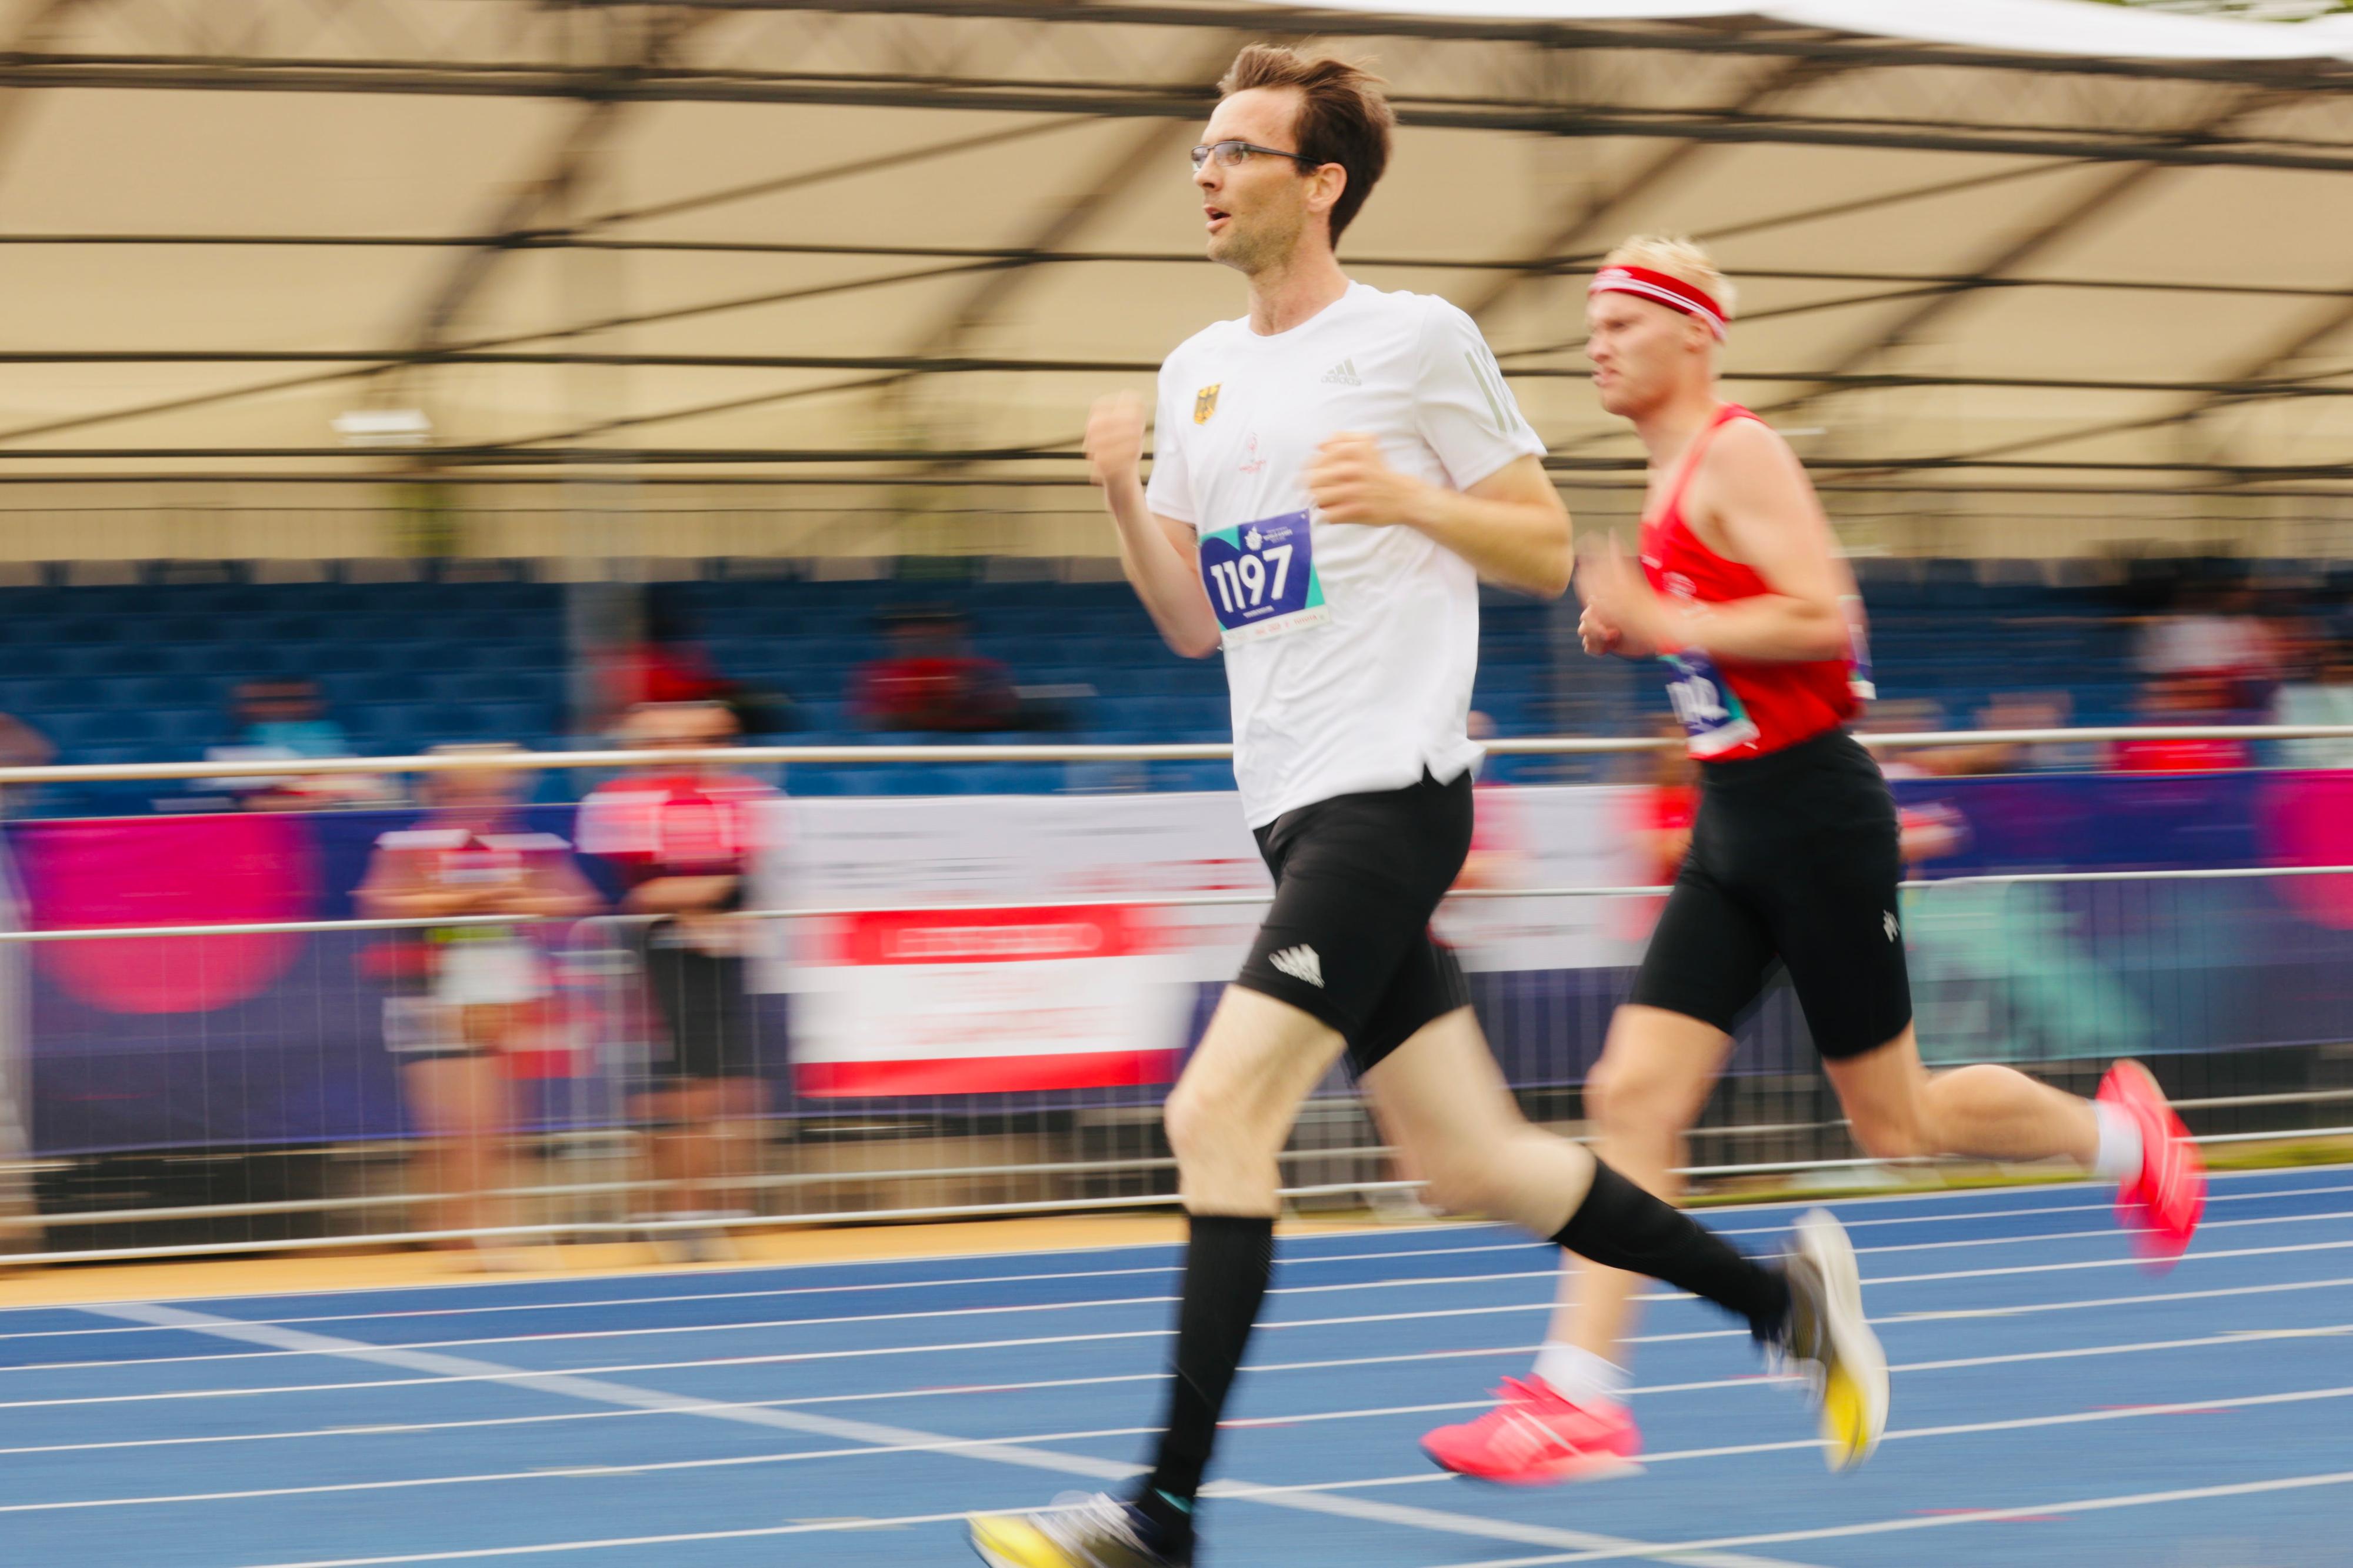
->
[1778,1208,1889,1470]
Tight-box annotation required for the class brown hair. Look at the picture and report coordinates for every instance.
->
[1217,45,1394,245]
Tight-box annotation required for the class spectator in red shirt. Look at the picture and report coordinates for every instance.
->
[851,608,1021,732]
[578,702,779,1261]
[2114,673,2251,775]
[598,602,798,737]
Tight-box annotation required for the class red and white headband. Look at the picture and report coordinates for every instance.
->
[1589,265,1728,341]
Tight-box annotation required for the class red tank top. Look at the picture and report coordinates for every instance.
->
[1638,404,1864,760]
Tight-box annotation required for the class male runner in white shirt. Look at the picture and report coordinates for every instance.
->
[968,50,1886,1568]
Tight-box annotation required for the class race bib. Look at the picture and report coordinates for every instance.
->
[1198,510,1330,646]
[1662,650,1759,758]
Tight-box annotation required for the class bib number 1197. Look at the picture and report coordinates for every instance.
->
[1206,545,1292,613]
[1198,510,1330,646]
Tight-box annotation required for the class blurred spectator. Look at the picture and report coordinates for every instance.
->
[206,679,395,809]
[356,744,602,1269]
[2277,638,2353,770]
[2138,581,2278,710]
[578,702,778,1262]
[852,607,1015,732]
[1612,716,1697,943]
[1861,693,2091,778]
[601,599,797,737]
[0,713,52,816]
[238,678,350,756]
[2114,672,2250,774]
[1967,691,2101,773]
[852,606,1069,732]
[1455,710,1525,891]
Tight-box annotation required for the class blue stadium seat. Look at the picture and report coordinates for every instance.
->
[126,675,216,709]
[311,643,389,675]
[154,708,228,748]
[474,701,546,739]
[1,645,67,679]
[21,679,84,712]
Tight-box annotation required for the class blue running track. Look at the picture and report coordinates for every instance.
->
[4,1166,2350,1567]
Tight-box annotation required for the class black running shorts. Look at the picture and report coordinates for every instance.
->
[1629,727,1912,1061]
[1235,769,1476,1076]
[638,932,764,1082]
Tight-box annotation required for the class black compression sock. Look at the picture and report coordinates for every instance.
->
[1552,1156,1791,1343]
[1134,1212,1277,1542]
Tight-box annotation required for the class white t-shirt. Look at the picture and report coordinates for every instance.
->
[1146,282,1547,826]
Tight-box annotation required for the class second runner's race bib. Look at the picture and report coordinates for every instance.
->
[1661,649,1760,758]
[1198,510,1330,646]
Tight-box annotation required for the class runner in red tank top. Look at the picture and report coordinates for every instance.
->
[1637,402,1863,758]
[1423,236,2207,1489]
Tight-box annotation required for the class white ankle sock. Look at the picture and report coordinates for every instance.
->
[2091,1101,2144,1182]
[1533,1342,1628,1410]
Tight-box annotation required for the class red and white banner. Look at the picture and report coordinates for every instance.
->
[754,787,1647,1098]
[791,903,1192,1096]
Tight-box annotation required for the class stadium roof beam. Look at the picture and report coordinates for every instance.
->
[9,233,2349,303]
[0,58,2347,173]
[0,471,2342,499]
[1465,54,1844,325]
[381,7,711,385]
[3,444,2349,480]
[1749,93,2272,421]
[0,348,2347,402]
[0,0,109,187]
[568,1,2353,92]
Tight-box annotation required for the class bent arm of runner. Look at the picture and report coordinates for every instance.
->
[1310,442,1571,599]
[1652,421,1851,663]
[1090,392,1222,659]
[1407,453,1572,599]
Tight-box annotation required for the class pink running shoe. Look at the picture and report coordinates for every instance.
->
[2099,1059,2206,1272]
[1421,1376,1642,1485]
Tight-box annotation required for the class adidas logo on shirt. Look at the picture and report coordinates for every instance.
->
[1321,358,1362,386]
[1268,944,1325,988]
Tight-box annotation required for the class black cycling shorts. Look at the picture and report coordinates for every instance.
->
[1234,769,1476,1076]
[1629,727,1912,1061]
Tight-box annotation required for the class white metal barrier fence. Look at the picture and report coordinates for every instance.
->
[4,728,2352,1266]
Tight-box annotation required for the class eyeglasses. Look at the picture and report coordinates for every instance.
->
[1189,140,1325,174]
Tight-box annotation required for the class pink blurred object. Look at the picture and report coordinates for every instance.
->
[22,812,318,1014]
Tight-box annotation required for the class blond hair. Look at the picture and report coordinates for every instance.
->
[1601,235,1737,322]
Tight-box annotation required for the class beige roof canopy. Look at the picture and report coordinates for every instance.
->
[0,0,2347,559]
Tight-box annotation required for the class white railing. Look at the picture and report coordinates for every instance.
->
[1,722,2352,785]
[3,726,2351,1266]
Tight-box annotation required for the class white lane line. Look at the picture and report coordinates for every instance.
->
[20,1379,2353,1516]
[79,1303,1815,1568]
[21,1318,2344,1515]
[1868,1236,2353,1287]
[18,1206,2353,1377]
[9,1167,2344,1337]
[1419,1469,2353,1567]
[12,1263,2352,1416]
[7,1167,2336,1336]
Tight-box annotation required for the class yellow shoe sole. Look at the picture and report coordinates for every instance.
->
[969,1513,1071,1568]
